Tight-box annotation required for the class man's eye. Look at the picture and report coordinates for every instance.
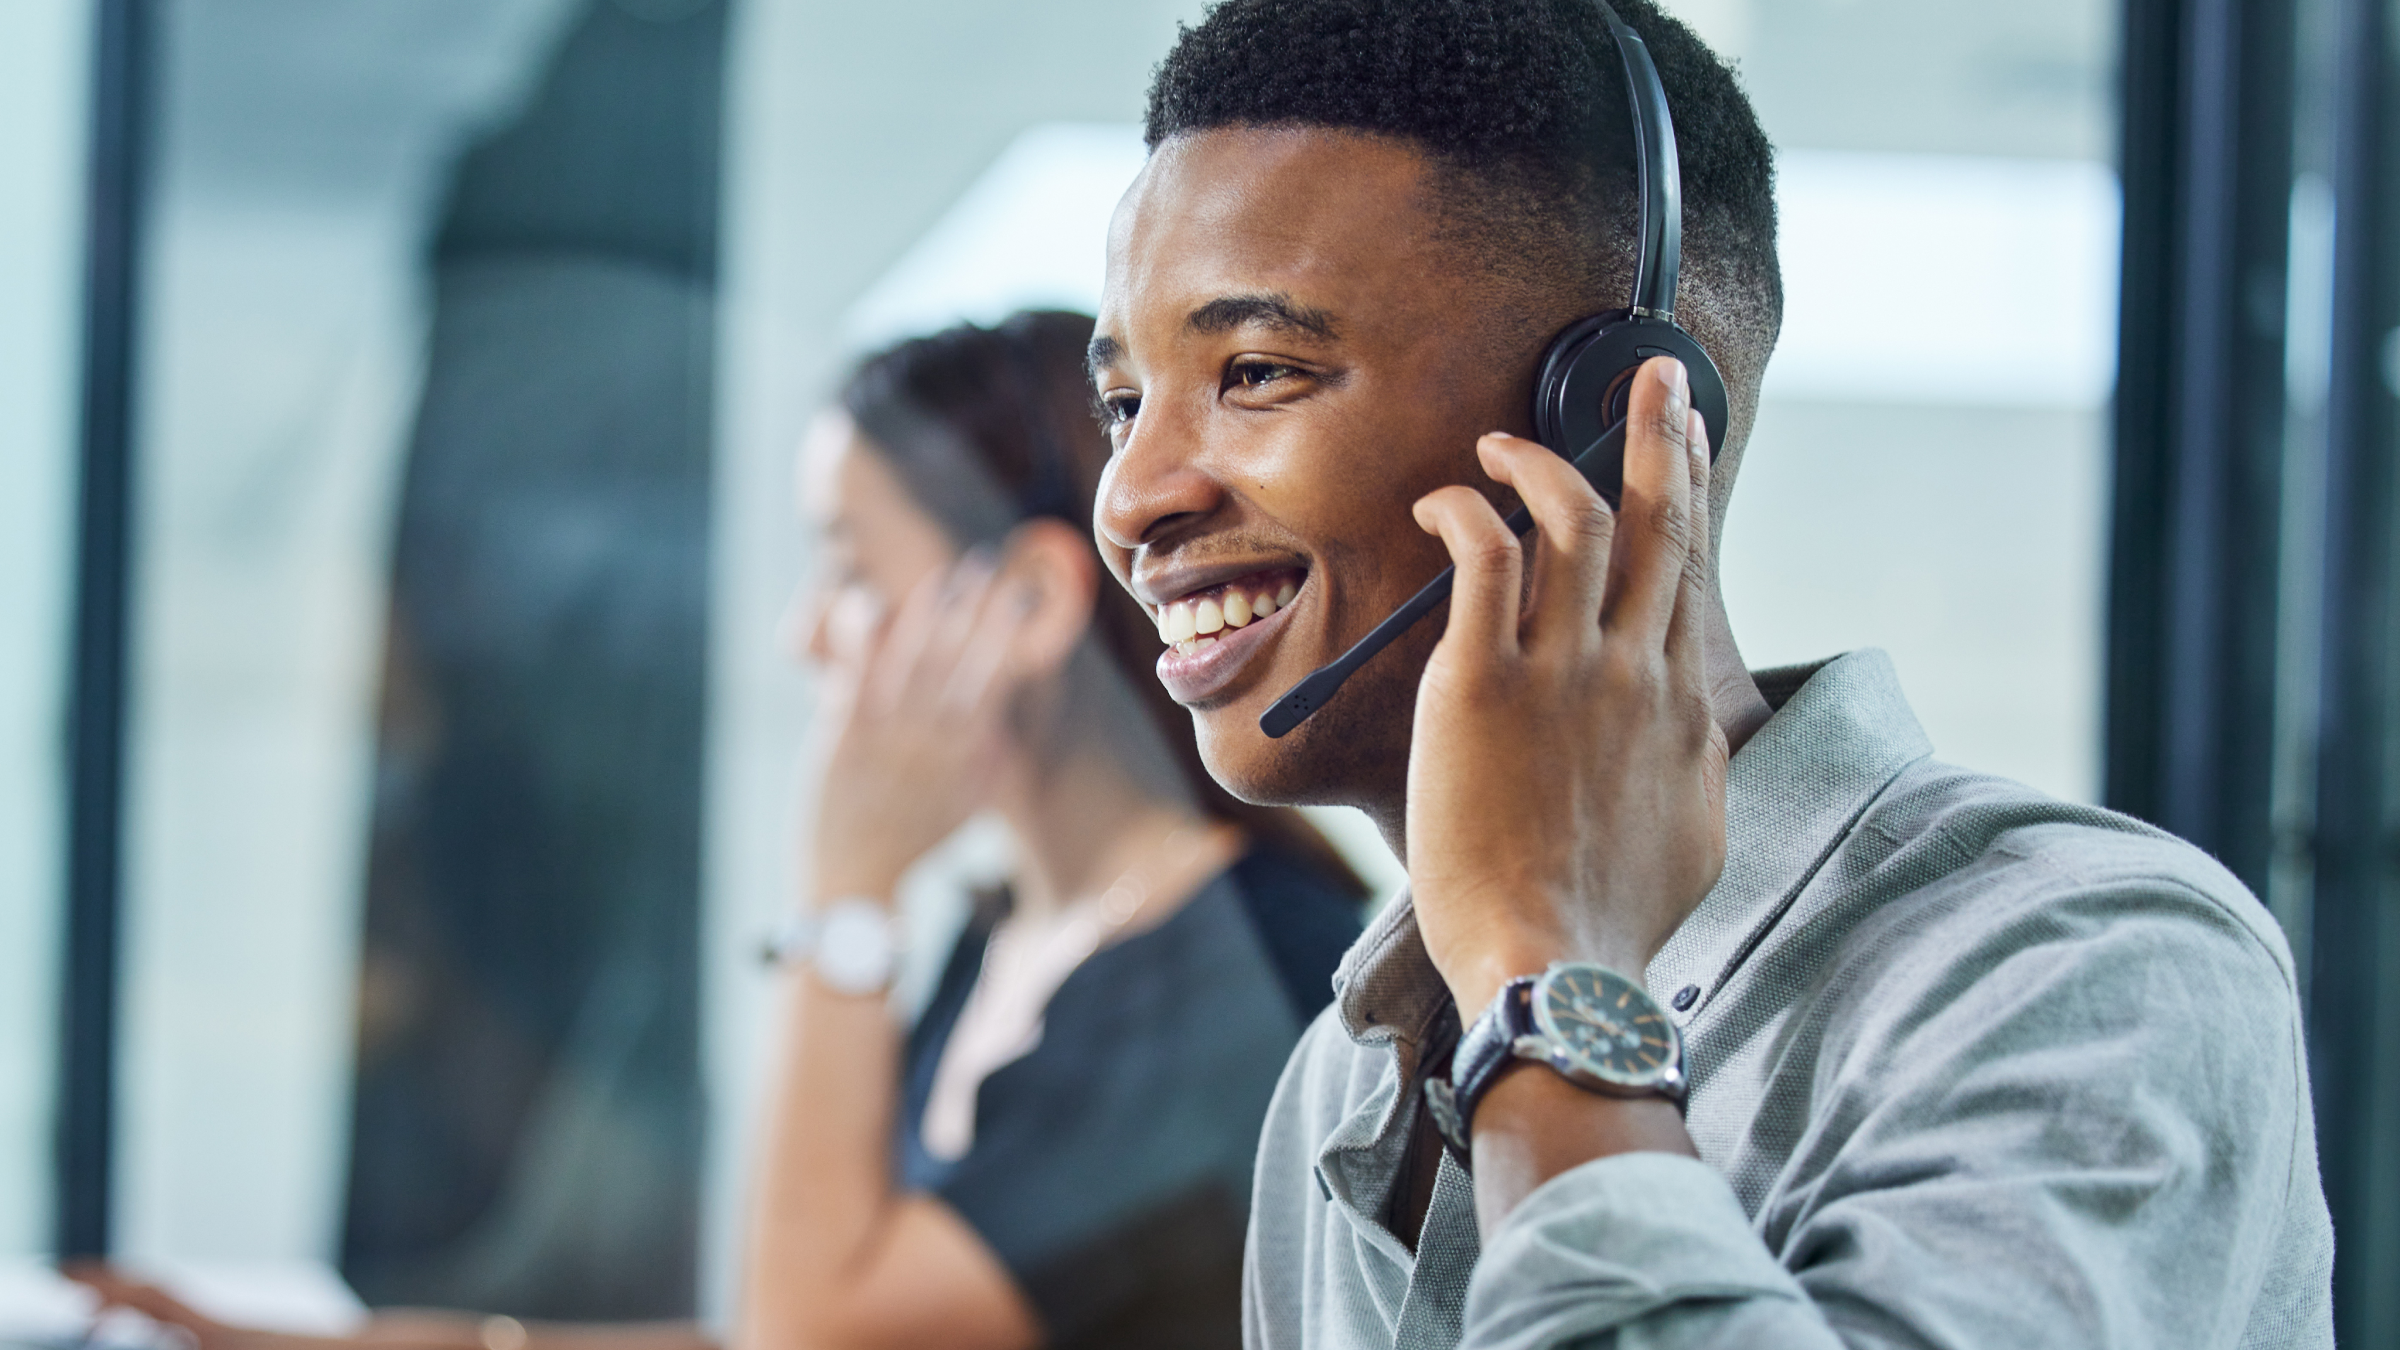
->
[1232,360,1299,388]
[1101,391,1141,425]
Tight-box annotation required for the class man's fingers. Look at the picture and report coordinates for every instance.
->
[1663,406,1714,697]
[1473,432,1615,648]
[1604,357,1698,643]
[1413,484,1524,662]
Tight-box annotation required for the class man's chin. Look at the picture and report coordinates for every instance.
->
[1190,702,1306,805]
[1188,678,1411,811]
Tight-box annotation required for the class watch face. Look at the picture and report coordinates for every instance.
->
[1531,963,1680,1089]
[814,900,897,994]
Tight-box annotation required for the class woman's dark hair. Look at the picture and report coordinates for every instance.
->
[839,311,1371,899]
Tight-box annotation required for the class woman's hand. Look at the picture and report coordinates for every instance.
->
[1404,356,1730,1013]
[806,553,1031,904]
[64,1264,258,1350]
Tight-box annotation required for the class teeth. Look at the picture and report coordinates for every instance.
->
[1161,579,1298,647]
[1172,636,1219,656]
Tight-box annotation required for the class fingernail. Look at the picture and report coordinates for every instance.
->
[1658,358,1688,405]
[955,550,997,587]
[1687,409,1708,456]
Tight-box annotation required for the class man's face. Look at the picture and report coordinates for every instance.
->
[1091,127,1571,811]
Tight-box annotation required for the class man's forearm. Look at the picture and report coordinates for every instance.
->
[1467,1066,1697,1238]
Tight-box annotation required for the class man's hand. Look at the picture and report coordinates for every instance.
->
[1405,355,1730,1015]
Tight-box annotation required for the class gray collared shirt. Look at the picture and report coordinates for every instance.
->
[1244,651,2334,1349]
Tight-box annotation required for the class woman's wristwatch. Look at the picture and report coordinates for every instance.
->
[1425,961,1686,1160]
[761,896,902,995]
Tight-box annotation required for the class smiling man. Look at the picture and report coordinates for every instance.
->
[1086,0,2334,1347]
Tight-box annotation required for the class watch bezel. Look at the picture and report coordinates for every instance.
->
[811,898,899,995]
[1528,962,1685,1099]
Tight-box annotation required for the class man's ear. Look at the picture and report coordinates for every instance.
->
[998,518,1100,679]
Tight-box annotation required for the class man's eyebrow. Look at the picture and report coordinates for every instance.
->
[1084,295,1339,377]
[1186,293,1340,341]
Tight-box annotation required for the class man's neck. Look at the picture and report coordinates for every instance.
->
[1706,601,1774,757]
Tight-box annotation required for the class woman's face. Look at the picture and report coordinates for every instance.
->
[792,414,960,669]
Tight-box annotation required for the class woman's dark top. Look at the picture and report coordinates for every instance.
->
[897,845,1364,1350]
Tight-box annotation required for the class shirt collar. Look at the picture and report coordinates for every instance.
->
[1331,649,1935,1044]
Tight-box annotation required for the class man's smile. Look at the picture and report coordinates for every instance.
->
[1143,566,1310,705]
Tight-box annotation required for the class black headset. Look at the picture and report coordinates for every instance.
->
[1259,0,1728,739]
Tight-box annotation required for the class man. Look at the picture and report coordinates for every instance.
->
[1087,0,2335,1346]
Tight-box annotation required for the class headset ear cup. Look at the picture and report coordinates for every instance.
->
[1532,310,1728,504]
[1602,367,1641,428]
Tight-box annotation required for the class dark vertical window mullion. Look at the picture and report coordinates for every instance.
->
[2107,0,2183,827]
[56,0,152,1261]
[2308,0,2398,1336]
[2108,0,2297,892]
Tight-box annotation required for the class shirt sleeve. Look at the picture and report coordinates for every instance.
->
[1465,1154,1835,1350]
[1458,878,2323,1350]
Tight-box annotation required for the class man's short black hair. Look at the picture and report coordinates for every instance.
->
[1144,0,1780,399]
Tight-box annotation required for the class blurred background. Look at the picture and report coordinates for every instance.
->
[0,0,2392,1342]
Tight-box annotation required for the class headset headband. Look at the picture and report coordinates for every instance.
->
[1591,0,1680,321]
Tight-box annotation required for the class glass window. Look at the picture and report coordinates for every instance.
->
[0,0,92,1263]
[113,0,717,1319]
[1689,0,2119,802]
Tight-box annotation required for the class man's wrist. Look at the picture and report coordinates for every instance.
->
[1432,908,1573,1012]
[1441,934,1651,1015]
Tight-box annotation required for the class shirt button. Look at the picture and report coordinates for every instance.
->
[1672,984,1701,1012]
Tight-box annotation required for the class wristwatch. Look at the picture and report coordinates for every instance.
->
[761,896,901,995]
[1425,961,1685,1159]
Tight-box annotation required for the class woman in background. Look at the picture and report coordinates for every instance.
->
[73,311,1367,1350]
[745,309,1365,1349]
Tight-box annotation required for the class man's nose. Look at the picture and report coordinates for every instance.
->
[1095,401,1225,552]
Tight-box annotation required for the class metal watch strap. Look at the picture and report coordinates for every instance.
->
[1424,977,1537,1158]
